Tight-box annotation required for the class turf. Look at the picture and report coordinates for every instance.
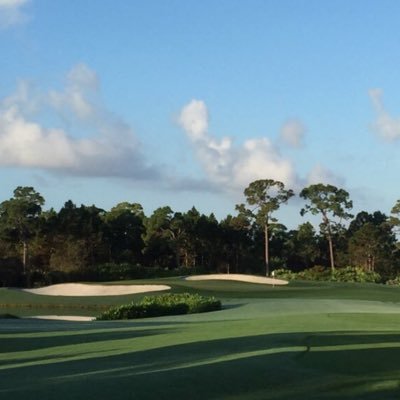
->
[1,279,400,399]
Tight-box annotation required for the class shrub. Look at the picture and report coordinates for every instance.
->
[297,265,331,281]
[96,293,221,320]
[386,276,400,286]
[272,268,297,281]
[275,265,381,284]
[332,266,381,283]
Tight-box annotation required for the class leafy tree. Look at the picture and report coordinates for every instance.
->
[267,223,290,270]
[50,201,107,273]
[286,222,320,271]
[220,213,253,274]
[104,202,145,264]
[142,207,175,268]
[169,208,200,267]
[300,183,353,271]
[348,211,387,235]
[237,179,294,276]
[0,187,45,273]
[348,211,397,276]
[195,212,221,270]
[390,199,400,235]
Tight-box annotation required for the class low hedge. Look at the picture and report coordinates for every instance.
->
[332,266,381,283]
[96,293,221,320]
[274,266,381,283]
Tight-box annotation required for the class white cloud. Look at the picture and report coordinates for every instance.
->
[177,99,299,192]
[279,119,305,148]
[0,106,76,168]
[307,164,344,187]
[0,64,160,180]
[177,100,209,141]
[49,63,99,119]
[369,88,400,141]
[0,0,29,29]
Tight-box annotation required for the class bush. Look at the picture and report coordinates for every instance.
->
[274,265,381,284]
[297,265,331,281]
[386,276,400,286]
[332,266,381,283]
[272,268,297,281]
[96,293,221,320]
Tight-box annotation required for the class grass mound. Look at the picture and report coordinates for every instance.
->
[0,313,19,319]
[96,292,221,320]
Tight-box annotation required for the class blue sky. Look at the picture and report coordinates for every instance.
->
[1,0,400,228]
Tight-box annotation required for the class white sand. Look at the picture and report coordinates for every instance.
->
[26,315,95,321]
[185,273,288,285]
[22,283,171,296]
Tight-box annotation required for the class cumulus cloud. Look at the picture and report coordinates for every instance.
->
[369,88,400,141]
[279,119,305,148]
[177,100,209,141]
[177,99,299,192]
[49,63,99,119]
[307,164,344,187]
[0,64,160,180]
[0,0,29,29]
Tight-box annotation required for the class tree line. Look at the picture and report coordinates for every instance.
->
[1,181,399,287]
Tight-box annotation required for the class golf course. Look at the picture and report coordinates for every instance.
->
[1,275,400,399]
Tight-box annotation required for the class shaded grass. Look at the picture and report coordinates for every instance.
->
[1,279,400,399]
[2,313,400,399]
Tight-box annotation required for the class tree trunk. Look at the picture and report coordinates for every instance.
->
[22,240,28,274]
[323,213,335,272]
[327,233,335,272]
[264,224,269,276]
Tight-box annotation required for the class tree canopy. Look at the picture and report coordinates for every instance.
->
[237,179,294,276]
[300,183,353,271]
[0,184,399,287]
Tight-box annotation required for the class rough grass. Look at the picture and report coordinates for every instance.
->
[1,278,400,399]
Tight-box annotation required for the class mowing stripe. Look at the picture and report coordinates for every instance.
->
[2,341,400,372]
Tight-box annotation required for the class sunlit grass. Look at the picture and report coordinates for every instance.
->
[1,279,400,399]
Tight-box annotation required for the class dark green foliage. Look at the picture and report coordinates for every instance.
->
[0,313,19,319]
[0,186,45,276]
[332,266,381,283]
[300,184,353,272]
[346,211,398,278]
[273,265,330,281]
[96,293,221,320]
[237,179,294,276]
[83,263,206,281]
[0,257,23,286]
[297,265,332,281]
[272,268,297,281]
[275,265,381,283]
[0,185,400,287]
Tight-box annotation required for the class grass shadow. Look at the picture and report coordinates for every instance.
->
[2,330,400,399]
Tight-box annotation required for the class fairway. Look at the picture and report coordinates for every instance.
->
[1,279,400,399]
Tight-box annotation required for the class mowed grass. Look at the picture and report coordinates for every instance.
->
[1,279,400,399]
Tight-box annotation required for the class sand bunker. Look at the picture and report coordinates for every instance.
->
[22,283,171,296]
[185,273,288,285]
[27,315,95,321]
